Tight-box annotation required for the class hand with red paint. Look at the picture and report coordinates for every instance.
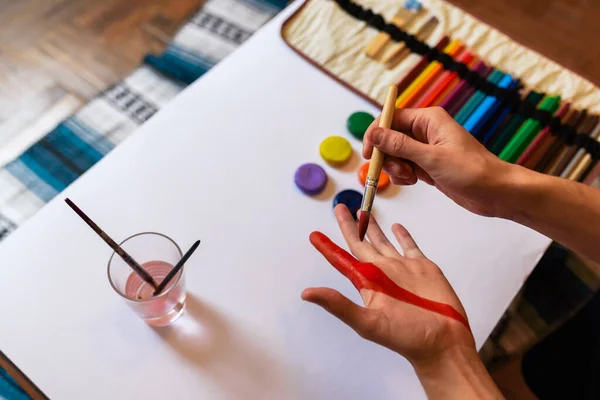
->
[362,107,511,217]
[303,204,502,398]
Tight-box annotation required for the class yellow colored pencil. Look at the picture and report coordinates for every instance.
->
[395,40,462,108]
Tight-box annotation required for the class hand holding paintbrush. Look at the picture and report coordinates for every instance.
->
[358,85,398,241]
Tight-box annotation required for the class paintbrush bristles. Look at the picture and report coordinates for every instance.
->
[358,212,369,241]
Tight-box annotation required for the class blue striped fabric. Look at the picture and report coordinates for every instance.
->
[0,370,30,400]
[0,0,285,396]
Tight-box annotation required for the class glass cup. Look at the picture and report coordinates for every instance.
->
[108,232,186,327]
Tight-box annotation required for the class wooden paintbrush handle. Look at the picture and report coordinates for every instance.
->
[367,85,398,180]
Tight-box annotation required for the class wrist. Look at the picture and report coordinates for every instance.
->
[412,344,477,378]
[412,345,501,399]
[486,161,539,221]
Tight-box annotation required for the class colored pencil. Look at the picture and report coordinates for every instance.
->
[438,60,487,111]
[395,40,463,108]
[499,95,561,163]
[481,90,525,147]
[454,69,505,125]
[477,96,512,143]
[464,74,517,137]
[524,108,577,170]
[490,91,544,155]
[516,102,571,166]
[448,87,476,116]
[432,78,460,107]
[565,122,600,180]
[582,161,600,184]
[550,115,599,176]
[536,110,588,172]
[395,36,450,95]
[447,66,494,116]
[413,50,474,108]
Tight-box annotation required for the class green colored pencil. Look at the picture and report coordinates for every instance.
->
[490,92,544,155]
[499,95,561,163]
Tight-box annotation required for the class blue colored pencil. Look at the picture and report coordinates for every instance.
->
[464,75,519,138]
[454,70,504,125]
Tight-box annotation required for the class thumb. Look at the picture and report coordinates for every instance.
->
[368,127,435,168]
[302,287,379,341]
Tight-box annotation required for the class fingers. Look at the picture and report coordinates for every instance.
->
[362,117,380,160]
[414,166,434,185]
[301,287,379,341]
[333,204,379,262]
[383,159,418,185]
[363,212,402,259]
[363,107,460,169]
[389,106,456,142]
[365,127,434,168]
[392,223,424,259]
[309,231,359,279]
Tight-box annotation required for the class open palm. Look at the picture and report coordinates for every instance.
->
[303,204,475,365]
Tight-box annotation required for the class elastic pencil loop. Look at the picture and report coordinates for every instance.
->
[532,109,552,127]
[493,87,509,101]
[450,61,468,75]
[592,142,600,160]
[365,12,380,26]
[464,69,480,86]
[424,46,438,59]
[567,126,579,145]
[568,132,589,148]
[436,53,453,69]
[474,79,493,94]
[506,92,521,110]
[518,101,537,117]
[549,116,562,134]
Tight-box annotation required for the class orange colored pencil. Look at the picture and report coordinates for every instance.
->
[431,57,479,107]
[395,40,463,108]
[413,50,474,108]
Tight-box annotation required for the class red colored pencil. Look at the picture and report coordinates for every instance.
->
[413,49,474,108]
[516,102,570,166]
[438,61,487,111]
[395,36,450,95]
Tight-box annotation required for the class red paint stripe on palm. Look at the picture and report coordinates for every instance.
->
[309,231,470,329]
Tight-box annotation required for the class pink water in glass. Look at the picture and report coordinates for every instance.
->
[124,260,186,327]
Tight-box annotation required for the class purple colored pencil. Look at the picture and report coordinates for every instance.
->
[439,61,486,110]
[441,63,491,116]
[448,86,478,116]
[446,66,495,117]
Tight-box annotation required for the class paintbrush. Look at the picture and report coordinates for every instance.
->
[153,240,200,295]
[358,85,398,241]
[64,198,158,289]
